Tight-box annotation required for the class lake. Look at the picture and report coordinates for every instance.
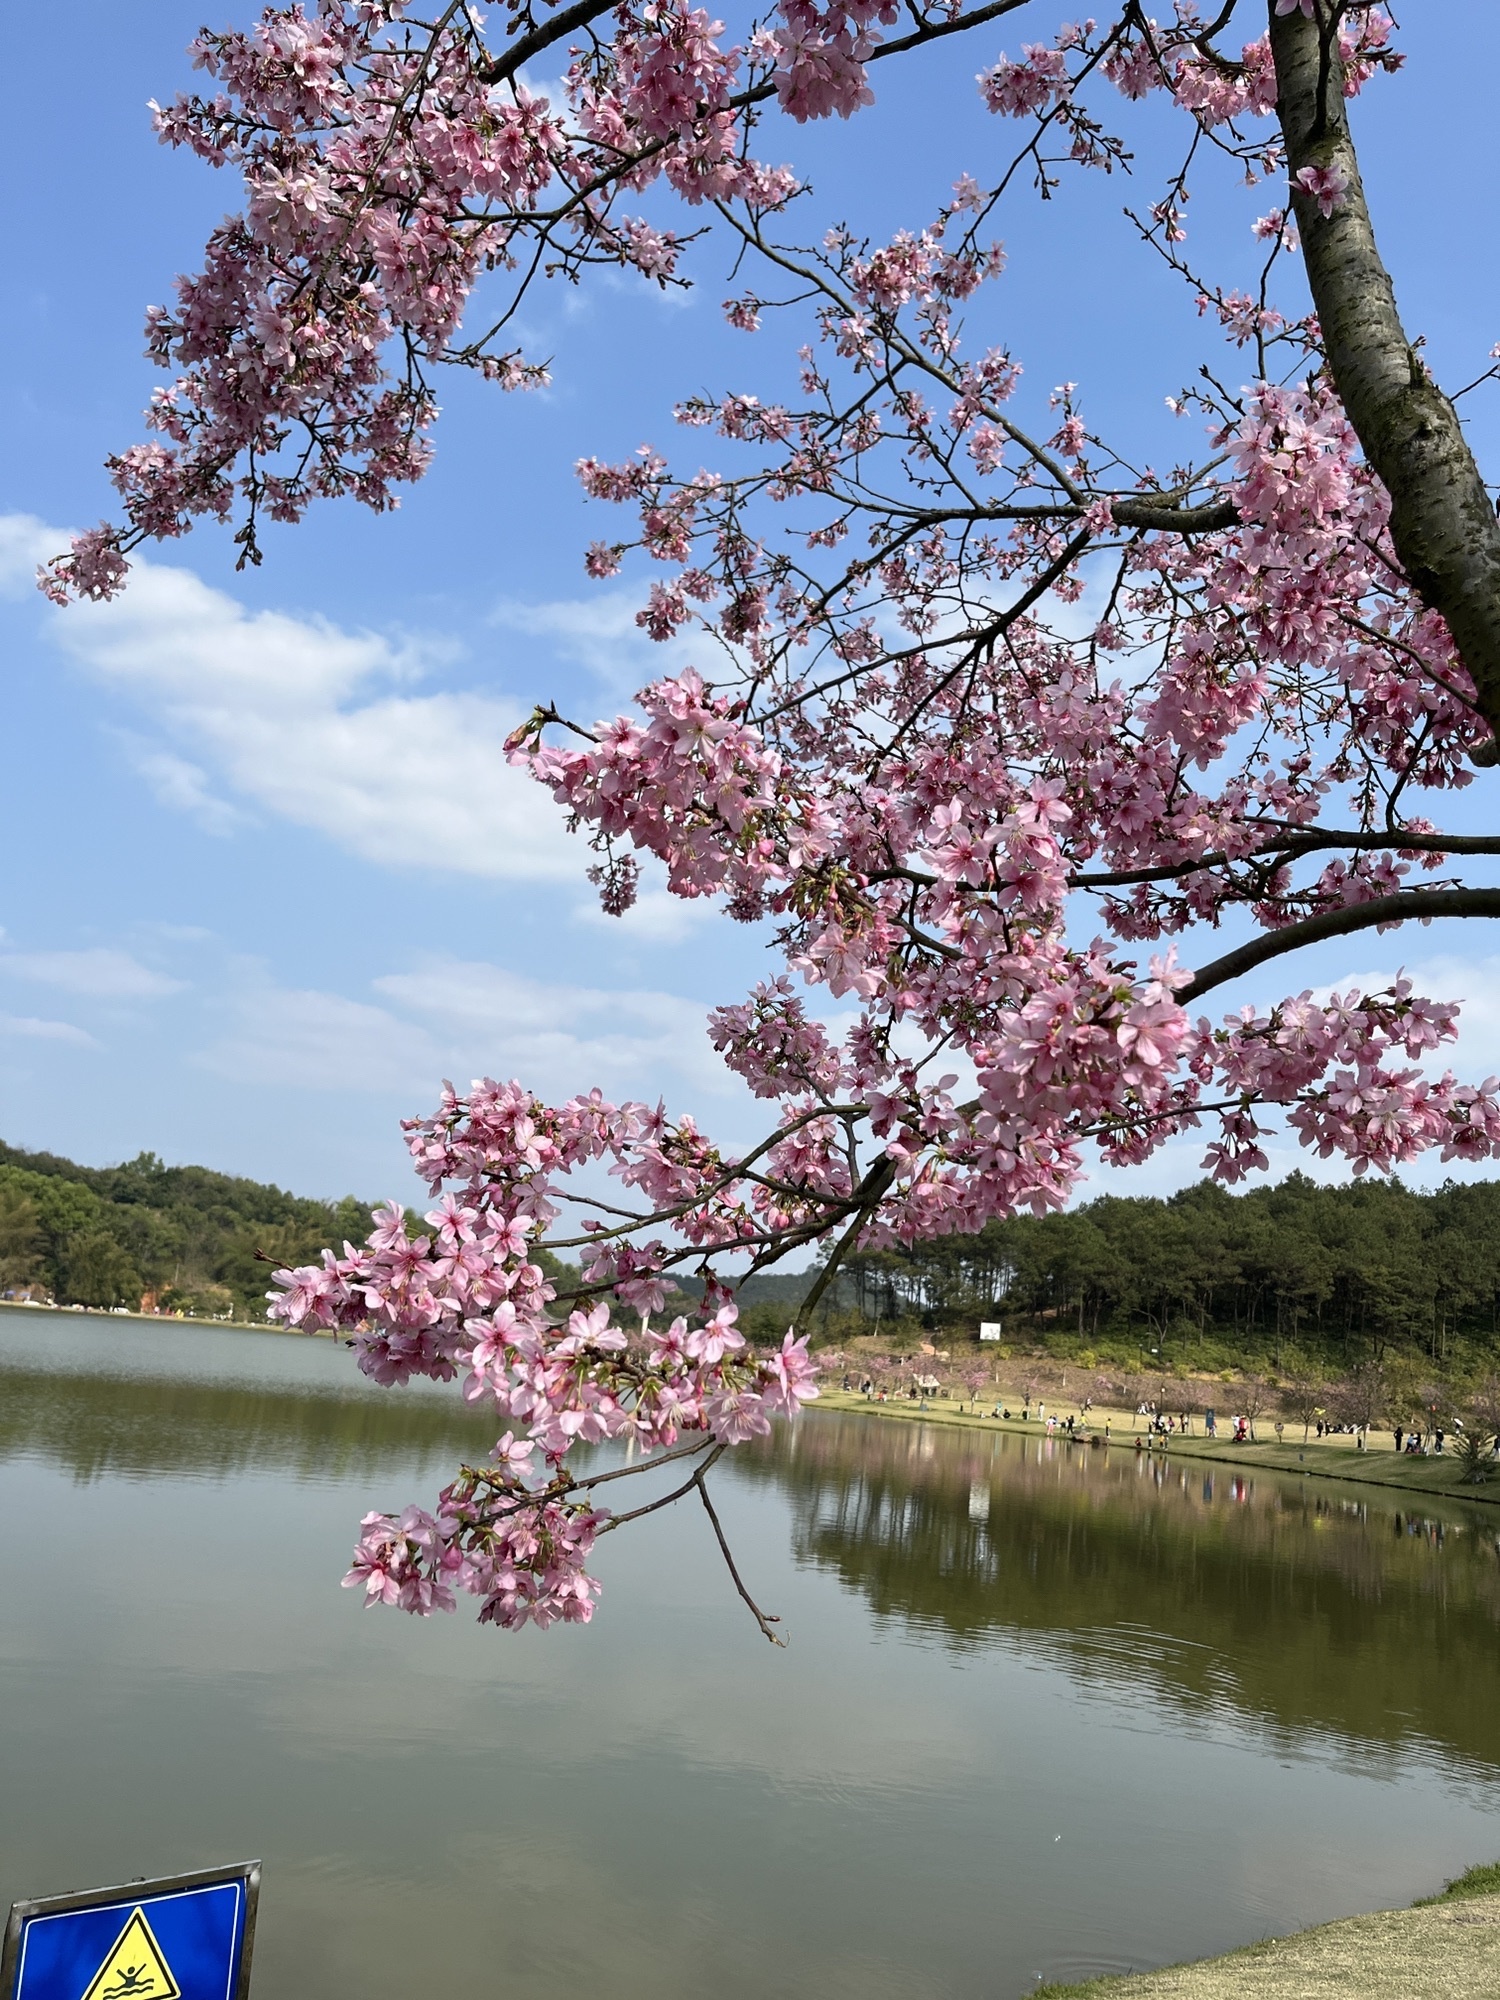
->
[2,1309,1498,1998]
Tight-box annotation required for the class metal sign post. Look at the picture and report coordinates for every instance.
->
[2,1863,259,2000]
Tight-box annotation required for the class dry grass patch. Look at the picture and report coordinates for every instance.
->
[1034,1894,1500,1998]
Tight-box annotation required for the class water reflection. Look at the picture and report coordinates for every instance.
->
[4,1315,1500,2000]
[751,1414,1500,1771]
[0,1359,495,1484]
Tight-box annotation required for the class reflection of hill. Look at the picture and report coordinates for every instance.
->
[747,1413,1500,1770]
[0,1365,496,1484]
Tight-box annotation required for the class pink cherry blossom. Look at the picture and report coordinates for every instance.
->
[1293,162,1350,219]
[59,0,1500,1645]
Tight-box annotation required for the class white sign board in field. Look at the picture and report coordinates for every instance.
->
[978,1322,1003,1342]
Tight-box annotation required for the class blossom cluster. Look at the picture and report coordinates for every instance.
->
[40,0,817,600]
[60,2,1500,1642]
[271,1088,820,1627]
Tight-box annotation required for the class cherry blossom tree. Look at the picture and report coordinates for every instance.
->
[961,1363,992,1410]
[46,0,1500,1635]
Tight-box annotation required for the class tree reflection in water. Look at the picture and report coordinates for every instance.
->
[0,1361,496,1485]
[6,1340,1500,1778]
[742,1411,1500,1771]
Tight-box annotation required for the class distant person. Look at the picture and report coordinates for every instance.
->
[1394,1427,1403,1452]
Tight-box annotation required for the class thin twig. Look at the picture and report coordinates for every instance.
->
[572,1436,717,1491]
[698,1478,785,1645]
[599,1441,729,1528]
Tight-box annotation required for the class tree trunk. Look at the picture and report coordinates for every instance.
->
[1271,2,1500,752]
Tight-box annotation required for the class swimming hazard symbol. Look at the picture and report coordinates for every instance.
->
[77,1909,182,2000]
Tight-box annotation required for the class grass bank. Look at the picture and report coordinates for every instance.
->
[1033,1873,1500,1997]
[813,1387,1500,1509]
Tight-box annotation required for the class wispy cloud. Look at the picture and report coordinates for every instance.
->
[0,1013,99,1048]
[491,587,701,695]
[195,956,734,1109]
[0,948,183,999]
[571,880,716,944]
[376,957,731,1097]
[117,738,245,836]
[196,984,443,1096]
[2,513,581,882]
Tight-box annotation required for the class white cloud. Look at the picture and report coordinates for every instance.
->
[374,957,732,1097]
[0,515,57,588]
[197,985,443,1096]
[0,1013,99,1048]
[572,876,717,944]
[194,958,737,1110]
[2,513,581,882]
[1319,952,1500,1083]
[0,948,182,999]
[491,587,703,695]
[119,739,245,836]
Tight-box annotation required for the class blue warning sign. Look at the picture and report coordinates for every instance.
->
[2,1864,258,2000]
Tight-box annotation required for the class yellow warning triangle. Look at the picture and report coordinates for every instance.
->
[79,1908,182,2000]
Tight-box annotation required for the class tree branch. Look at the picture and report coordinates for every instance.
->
[480,0,624,84]
[792,1152,897,1336]
[1272,2,1500,757]
[1072,826,1500,889]
[481,0,1031,88]
[698,1478,786,1644]
[1179,888,1500,1003]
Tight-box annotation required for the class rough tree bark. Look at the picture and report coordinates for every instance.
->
[1271,0,1500,756]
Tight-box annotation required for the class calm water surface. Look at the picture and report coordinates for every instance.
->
[3,1310,1499,1997]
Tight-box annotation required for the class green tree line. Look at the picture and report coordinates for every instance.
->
[10,1134,1500,1379]
[0,1140,376,1318]
[832,1174,1500,1373]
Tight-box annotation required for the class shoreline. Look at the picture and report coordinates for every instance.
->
[1032,1889,1500,1997]
[813,1386,1500,1510]
[6,1296,1496,1507]
[0,1297,338,1338]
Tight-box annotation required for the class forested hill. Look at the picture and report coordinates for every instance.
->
[837,1174,1500,1370]
[0,1140,801,1325]
[0,1141,375,1320]
[8,1135,1500,1371]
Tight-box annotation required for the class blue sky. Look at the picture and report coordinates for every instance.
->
[4,2,1500,1209]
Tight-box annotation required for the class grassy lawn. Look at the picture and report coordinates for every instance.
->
[812,1388,1500,1507]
